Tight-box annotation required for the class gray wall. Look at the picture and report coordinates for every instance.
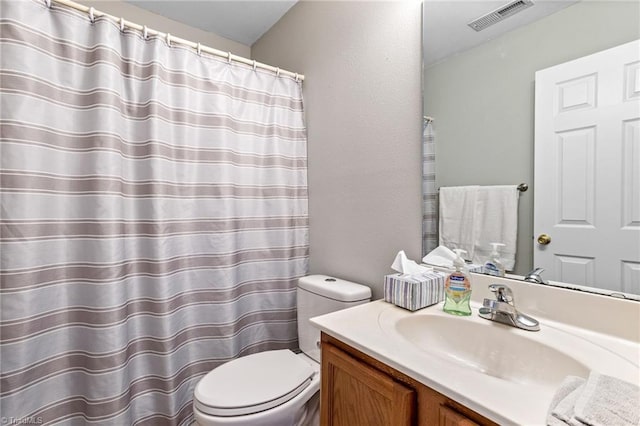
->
[424,1,640,275]
[83,1,250,57]
[253,1,423,299]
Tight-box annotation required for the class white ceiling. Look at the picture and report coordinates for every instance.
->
[126,1,298,46]
[423,0,579,67]
[127,0,579,62]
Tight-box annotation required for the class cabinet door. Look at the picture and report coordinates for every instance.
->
[321,343,415,426]
[439,405,480,426]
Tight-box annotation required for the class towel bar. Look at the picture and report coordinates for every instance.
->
[437,183,528,192]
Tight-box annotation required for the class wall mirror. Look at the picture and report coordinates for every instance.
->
[422,0,640,298]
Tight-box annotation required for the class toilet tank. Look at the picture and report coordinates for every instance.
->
[297,275,371,363]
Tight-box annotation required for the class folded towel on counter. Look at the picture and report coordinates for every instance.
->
[439,185,519,270]
[547,372,640,426]
[549,376,585,424]
[575,372,640,426]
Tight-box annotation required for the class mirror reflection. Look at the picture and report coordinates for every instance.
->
[422,1,640,296]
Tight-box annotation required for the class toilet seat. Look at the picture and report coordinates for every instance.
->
[194,350,315,417]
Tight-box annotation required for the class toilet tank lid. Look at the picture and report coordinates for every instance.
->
[298,275,371,302]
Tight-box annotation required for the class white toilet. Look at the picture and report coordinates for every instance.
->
[193,275,371,426]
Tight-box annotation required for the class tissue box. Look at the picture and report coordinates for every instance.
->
[384,272,446,311]
[468,263,484,273]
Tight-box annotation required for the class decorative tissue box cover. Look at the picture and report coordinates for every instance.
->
[384,272,446,311]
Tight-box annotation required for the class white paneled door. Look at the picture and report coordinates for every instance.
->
[534,39,640,294]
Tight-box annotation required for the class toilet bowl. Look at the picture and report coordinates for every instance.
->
[193,275,371,426]
[194,351,320,426]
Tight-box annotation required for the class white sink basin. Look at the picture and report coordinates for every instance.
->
[393,314,589,387]
[378,304,638,390]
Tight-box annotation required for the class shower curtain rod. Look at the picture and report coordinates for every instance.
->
[44,0,305,81]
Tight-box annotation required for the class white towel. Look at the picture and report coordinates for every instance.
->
[473,185,519,270]
[438,186,478,261]
[547,372,640,426]
[574,372,640,426]
[549,376,586,424]
[439,185,519,270]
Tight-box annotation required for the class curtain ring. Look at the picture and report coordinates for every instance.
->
[294,73,299,82]
[142,25,148,40]
[88,7,95,23]
[44,0,51,8]
[227,52,232,64]
[196,42,202,56]
[252,60,257,71]
[166,33,171,47]
[276,67,280,77]
[119,17,125,32]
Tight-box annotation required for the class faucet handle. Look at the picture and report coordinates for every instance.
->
[488,284,514,304]
[525,267,548,284]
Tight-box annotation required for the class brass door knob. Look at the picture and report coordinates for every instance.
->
[537,234,551,245]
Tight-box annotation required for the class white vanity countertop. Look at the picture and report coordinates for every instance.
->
[311,296,640,426]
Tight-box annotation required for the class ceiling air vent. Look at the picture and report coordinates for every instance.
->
[468,0,534,32]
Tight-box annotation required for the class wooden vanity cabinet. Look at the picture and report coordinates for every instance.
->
[321,340,415,425]
[320,333,497,426]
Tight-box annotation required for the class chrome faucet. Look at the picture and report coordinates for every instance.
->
[478,284,540,331]
[524,267,548,285]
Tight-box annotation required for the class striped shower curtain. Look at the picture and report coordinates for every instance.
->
[422,120,437,255]
[0,1,308,424]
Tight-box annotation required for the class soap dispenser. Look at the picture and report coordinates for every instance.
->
[483,243,506,277]
[443,249,472,316]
